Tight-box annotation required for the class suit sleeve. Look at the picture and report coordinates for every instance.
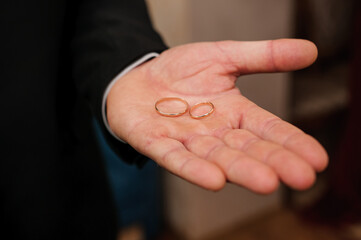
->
[71,0,167,165]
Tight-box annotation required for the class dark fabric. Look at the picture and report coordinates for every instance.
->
[0,0,166,239]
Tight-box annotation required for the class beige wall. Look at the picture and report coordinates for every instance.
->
[146,0,192,46]
[146,1,295,239]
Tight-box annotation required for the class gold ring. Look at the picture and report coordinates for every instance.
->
[189,102,215,119]
[155,97,189,117]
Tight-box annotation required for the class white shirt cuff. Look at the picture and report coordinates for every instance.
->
[101,52,160,143]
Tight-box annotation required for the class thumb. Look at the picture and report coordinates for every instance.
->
[216,39,318,75]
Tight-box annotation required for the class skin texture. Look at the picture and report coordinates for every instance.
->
[107,39,328,194]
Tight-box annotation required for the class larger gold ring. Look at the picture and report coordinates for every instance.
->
[155,97,189,117]
[189,102,215,119]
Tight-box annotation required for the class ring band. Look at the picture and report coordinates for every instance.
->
[189,102,215,119]
[155,97,189,117]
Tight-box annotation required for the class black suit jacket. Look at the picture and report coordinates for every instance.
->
[0,0,166,239]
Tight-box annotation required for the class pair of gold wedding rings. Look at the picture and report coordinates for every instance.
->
[155,97,214,119]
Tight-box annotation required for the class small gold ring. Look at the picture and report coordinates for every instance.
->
[189,102,215,119]
[155,97,189,117]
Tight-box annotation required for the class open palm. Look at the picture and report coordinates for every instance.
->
[107,39,328,193]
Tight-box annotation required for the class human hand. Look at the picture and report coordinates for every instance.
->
[107,39,328,194]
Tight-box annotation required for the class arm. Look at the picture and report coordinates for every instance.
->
[71,1,328,193]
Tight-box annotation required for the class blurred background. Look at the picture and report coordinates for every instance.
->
[98,0,361,239]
